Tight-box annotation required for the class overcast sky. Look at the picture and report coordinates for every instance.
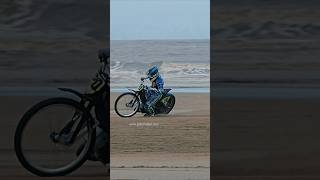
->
[111,0,210,40]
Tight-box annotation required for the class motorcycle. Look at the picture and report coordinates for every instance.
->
[114,78,175,117]
[14,49,109,176]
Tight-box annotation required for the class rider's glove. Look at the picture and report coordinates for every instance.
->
[141,77,147,81]
[149,87,158,91]
[90,75,105,92]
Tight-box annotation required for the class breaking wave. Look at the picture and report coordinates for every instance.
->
[111,61,210,88]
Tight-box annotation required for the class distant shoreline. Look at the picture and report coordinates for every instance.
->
[110,39,209,42]
[111,87,209,93]
[0,87,210,96]
[3,86,320,99]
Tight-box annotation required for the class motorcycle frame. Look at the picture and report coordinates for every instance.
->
[55,61,109,144]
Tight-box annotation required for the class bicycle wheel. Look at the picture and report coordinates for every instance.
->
[114,92,140,117]
[14,97,95,176]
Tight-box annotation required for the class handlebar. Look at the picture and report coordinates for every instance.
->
[141,76,152,81]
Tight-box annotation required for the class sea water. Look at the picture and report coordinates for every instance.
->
[110,40,210,88]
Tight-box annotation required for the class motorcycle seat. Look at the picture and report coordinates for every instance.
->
[163,89,172,94]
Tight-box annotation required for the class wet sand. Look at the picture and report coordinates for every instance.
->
[0,95,108,178]
[110,92,210,179]
[212,1,320,178]
[0,92,210,179]
[213,97,320,176]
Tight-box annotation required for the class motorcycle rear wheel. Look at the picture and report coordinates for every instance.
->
[159,94,175,114]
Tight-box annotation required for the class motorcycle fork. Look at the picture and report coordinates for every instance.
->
[138,92,147,112]
[57,101,94,145]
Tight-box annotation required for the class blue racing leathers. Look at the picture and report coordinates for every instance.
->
[145,75,164,115]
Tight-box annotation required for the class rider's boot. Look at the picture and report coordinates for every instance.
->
[95,128,109,175]
[76,126,107,163]
[144,106,155,117]
[94,126,107,164]
[105,163,110,176]
[76,142,98,161]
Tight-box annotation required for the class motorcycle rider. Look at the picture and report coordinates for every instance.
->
[77,49,109,172]
[92,49,109,169]
[144,65,164,116]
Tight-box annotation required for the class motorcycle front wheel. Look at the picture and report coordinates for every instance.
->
[114,92,140,117]
[14,98,95,176]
